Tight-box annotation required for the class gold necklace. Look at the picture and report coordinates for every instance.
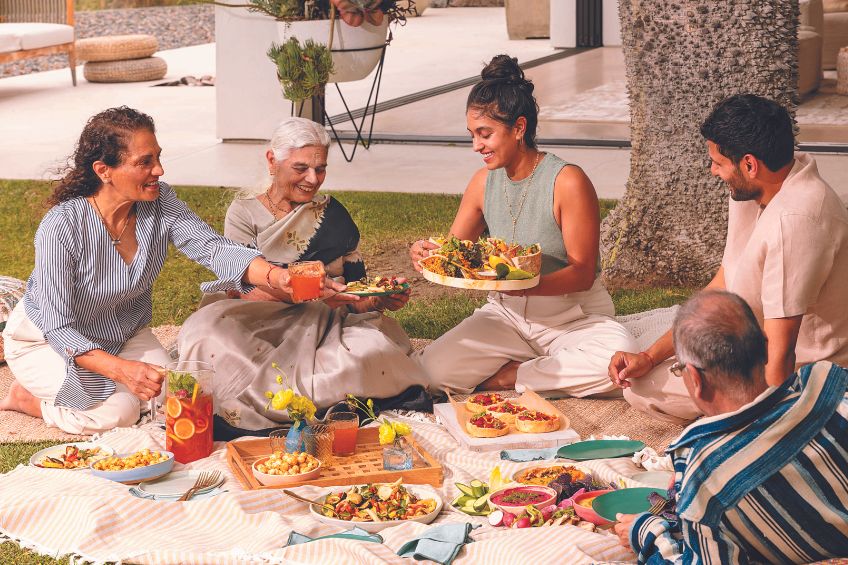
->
[264,188,292,218]
[91,197,132,246]
[502,151,543,242]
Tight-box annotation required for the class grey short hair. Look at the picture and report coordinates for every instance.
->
[270,117,331,161]
[673,290,767,390]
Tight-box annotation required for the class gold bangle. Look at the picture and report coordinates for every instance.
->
[266,266,278,289]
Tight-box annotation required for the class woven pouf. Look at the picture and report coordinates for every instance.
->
[838,47,848,96]
[84,57,168,83]
[75,34,158,62]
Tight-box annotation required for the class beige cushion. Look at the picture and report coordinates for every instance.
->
[823,0,848,12]
[75,34,158,62]
[823,11,848,68]
[84,56,167,83]
[0,23,73,51]
[0,32,19,54]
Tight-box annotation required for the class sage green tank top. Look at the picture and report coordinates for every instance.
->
[483,152,570,275]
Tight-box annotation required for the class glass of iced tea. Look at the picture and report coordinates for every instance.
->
[165,361,214,464]
[327,411,359,456]
[288,261,324,303]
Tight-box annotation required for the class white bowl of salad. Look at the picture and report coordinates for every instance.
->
[310,479,443,533]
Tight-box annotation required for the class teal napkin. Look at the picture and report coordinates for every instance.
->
[500,447,558,462]
[285,526,383,547]
[397,522,479,564]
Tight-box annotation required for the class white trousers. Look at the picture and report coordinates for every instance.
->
[2,302,171,434]
[623,359,703,425]
[421,281,639,397]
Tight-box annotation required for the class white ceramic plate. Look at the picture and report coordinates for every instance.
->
[422,268,539,291]
[631,471,673,489]
[309,484,443,533]
[137,470,226,497]
[29,442,114,470]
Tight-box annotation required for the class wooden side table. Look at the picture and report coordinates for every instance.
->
[838,47,848,95]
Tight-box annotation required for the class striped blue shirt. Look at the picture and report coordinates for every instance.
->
[23,183,262,410]
[630,361,848,564]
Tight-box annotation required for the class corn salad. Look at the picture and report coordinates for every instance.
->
[92,449,169,471]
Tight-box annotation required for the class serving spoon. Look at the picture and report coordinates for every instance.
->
[282,489,338,517]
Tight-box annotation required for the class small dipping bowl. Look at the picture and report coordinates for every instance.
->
[489,485,557,516]
[572,489,614,525]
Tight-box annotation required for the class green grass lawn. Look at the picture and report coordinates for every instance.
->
[0,179,693,562]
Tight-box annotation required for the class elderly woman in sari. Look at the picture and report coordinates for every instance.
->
[177,117,428,431]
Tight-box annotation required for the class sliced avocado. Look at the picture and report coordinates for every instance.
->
[495,262,511,280]
[455,482,476,497]
[470,479,486,497]
[505,268,534,280]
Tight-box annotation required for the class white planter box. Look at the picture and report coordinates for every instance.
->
[215,0,388,141]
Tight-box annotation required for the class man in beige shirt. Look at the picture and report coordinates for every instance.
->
[608,94,848,424]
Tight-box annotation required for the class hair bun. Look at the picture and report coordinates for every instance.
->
[480,54,529,89]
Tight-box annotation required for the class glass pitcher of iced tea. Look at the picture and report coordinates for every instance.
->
[165,361,214,464]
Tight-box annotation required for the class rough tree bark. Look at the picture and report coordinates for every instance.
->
[601,0,799,288]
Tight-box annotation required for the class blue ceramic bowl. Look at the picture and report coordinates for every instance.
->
[90,451,175,484]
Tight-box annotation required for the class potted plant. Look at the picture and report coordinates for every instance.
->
[215,0,416,140]
[268,37,334,122]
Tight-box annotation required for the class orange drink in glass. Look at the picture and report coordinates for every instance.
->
[327,411,359,456]
[289,261,324,303]
[165,361,214,464]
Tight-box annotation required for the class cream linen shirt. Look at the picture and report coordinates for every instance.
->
[722,153,848,367]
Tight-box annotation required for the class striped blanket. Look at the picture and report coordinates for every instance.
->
[0,418,647,564]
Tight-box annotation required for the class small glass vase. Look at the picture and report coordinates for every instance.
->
[382,436,414,471]
[285,419,309,453]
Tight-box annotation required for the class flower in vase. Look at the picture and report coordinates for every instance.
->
[345,394,411,445]
[265,362,316,423]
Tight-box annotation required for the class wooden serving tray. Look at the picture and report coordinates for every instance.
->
[226,427,443,490]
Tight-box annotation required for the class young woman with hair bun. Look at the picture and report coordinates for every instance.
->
[410,55,637,396]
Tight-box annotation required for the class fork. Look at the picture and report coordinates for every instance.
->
[177,470,222,502]
[647,497,669,516]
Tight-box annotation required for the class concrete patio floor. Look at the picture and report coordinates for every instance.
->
[0,6,845,202]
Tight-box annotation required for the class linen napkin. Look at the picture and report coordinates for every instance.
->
[285,526,383,547]
[396,522,478,564]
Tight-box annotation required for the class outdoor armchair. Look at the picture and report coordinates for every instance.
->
[0,0,76,85]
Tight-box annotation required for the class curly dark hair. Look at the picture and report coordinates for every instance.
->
[48,106,156,207]
[466,54,538,149]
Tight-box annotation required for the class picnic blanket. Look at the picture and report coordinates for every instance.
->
[0,417,651,564]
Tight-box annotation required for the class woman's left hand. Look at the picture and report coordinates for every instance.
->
[324,292,360,309]
[372,277,411,312]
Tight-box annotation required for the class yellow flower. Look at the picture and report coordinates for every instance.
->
[271,388,294,411]
[379,421,396,445]
[391,421,411,437]
[264,391,274,399]
[275,375,283,385]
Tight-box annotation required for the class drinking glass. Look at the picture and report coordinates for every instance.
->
[268,426,292,455]
[327,411,359,456]
[288,261,325,303]
[302,423,335,465]
[165,361,214,464]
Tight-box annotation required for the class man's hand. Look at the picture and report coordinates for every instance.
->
[608,351,653,388]
[372,278,412,311]
[614,513,638,549]
[410,240,438,273]
[113,360,166,401]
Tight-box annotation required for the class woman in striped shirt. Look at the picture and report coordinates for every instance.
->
[0,106,346,434]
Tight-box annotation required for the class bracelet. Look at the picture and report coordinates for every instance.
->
[639,351,656,368]
[265,265,280,289]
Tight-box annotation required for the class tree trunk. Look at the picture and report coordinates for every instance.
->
[601,0,799,288]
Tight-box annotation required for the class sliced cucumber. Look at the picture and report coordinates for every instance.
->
[470,479,486,497]
[455,482,476,497]
[452,494,473,507]
[472,494,490,511]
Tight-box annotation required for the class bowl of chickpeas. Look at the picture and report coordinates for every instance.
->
[252,451,322,486]
[90,449,175,484]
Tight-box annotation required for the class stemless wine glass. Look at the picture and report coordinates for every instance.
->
[327,411,359,456]
[302,423,334,465]
[268,426,292,455]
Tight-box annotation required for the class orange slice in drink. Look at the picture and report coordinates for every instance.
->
[173,418,196,440]
[166,397,182,419]
[195,416,209,434]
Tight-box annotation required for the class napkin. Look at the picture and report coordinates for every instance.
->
[128,486,228,501]
[499,447,558,462]
[396,522,478,565]
[632,447,673,472]
[285,526,383,547]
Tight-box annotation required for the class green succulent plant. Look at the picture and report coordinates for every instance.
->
[267,37,334,102]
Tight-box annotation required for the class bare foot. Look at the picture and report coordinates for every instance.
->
[477,360,520,391]
[0,380,43,418]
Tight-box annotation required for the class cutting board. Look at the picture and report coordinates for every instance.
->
[433,390,580,452]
